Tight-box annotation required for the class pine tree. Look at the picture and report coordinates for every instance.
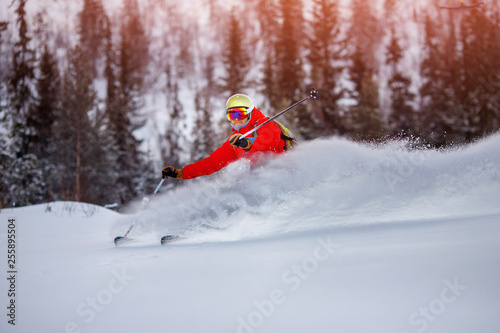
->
[24,44,61,203]
[119,0,149,104]
[348,70,384,141]
[32,44,60,156]
[104,0,151,205]
[0,21,7,39]
[104,17,118,121]
[349,47,368,99]
[0,20,9,124]
[162,82,184,168]
[307,0,346,136]
[384,0,397,17]
[263,0,306,111]
[348,0,383,76]
[419,9,457,146]
[59,45,94,201]
[47,45,118,205]
[258,0,281,109]
[8,0,36,157]
[192,54,216,161]
[0,21,9,78]
[419,5,500,146]
[191,91,215,162]
[0,145,44,207]
[78,0,109,76]
[256,0,279,43]
[269,0,315,139]
[2,0,46,207]
[275,0,304,102]
[221,11,251,95]
[0,136,10,207]
[51,45,98,202]
[106,92,145,204]
[385,25,416,137]
[262,48,280,110]
[459,7,500,139]
[347,0,384,141]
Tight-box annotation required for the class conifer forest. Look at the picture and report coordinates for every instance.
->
[0,0,499,208]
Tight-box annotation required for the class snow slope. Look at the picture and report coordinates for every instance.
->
[1,134,500,333]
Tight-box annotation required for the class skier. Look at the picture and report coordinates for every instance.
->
[162,93,289,180]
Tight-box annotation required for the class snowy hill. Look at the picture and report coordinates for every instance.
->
[1,134,500,333]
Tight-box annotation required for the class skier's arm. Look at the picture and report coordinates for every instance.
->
[181,141,238,179]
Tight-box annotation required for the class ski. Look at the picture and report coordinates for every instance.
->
[114,224,136,246]
[161,235,180,245]
[114,234,179,247]
[114,236,134,246]
[113,179,166,247]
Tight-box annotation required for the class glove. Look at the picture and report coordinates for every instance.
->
[229,133,252,151]
[162,166,183,179]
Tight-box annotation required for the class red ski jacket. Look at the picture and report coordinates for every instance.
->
[183,108,286,179]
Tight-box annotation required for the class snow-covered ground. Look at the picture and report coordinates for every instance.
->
[1,134,500,333]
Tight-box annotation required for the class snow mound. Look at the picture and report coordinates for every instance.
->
[113,133,500,242]
[2,201,120,219]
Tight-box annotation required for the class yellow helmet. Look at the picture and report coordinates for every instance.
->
[225,94,254,112]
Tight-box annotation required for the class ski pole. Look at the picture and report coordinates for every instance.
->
[121,223,135,239]
[138,177,165,207]
[114,178,165,246]
[240,88,319,139]
[152,178,165,197]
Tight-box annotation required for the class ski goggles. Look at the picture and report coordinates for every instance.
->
[226,107,252,122]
